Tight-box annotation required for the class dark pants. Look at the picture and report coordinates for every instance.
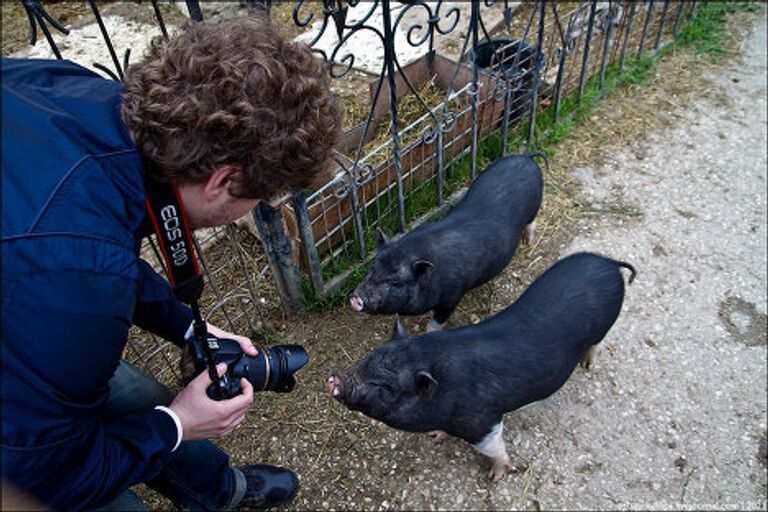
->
[96,361,246,511]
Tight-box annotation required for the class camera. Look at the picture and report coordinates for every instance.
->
[188,334,309,399]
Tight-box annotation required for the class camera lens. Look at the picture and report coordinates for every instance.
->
[192,337,309,394]
[241,344,309,393]
[266,345,309,392]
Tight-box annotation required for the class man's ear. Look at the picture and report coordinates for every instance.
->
[415,370,439,398]
[203,165,242,200]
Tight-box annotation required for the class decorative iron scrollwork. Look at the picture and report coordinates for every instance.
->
[421,122,438,145]
[440,110,458,133]
[21,0,69,59]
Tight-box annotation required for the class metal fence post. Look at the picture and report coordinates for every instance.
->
[552,1,574,125]
[672,1,687,37]
[598,1,615,95]
[88,1,124,81]
[149,0,170,40]
[654,0,671,52]
[435,123,445,207]
[637,0,655,58]
[552,44,567,123]
[291,190,325,297]
[688,1,699,22]
[469,1,480,179]
[185,0,204,21]
[577,1,598,105]
[252,202,305,316]
[527,0,546,146]
[619,3,638,73]
[381,0,407,233]
[500,73,512,155]
[345,168,367,260]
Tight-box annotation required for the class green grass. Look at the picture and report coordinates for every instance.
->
[529,52,656,143]
[674,2,761,60]
[302,264,369,313]
[301,0,760,311]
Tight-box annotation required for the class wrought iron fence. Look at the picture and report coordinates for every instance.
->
[271,0,699,303]
[15,0,701,384]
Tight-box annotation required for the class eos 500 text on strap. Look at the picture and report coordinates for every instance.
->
[144,176,241,400]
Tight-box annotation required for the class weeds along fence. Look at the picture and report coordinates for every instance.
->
[17,0,704,384]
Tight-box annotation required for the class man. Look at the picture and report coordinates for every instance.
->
[1,14,339,511]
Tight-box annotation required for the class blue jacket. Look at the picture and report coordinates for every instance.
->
[1,58,194,509]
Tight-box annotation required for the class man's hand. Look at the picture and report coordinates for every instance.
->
[207,322,258,357]
[170,363,254,440]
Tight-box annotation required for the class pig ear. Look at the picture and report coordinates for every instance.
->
[391,314,409,340]
[376,228,390,248]
[411,259,433,277]
[415,370,439,397]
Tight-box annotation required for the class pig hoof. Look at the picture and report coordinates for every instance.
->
[428,431,449,445]
[487,461,512,481]
[580,345,599,371]
[426,319,444,332]
[522,221,536,246]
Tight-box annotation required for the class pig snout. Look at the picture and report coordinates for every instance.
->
[326,374,344,398]
[349,293,365,312]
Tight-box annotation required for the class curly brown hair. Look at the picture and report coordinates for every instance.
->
[121,15,339,199]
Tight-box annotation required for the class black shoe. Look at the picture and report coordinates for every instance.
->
[235,465,299,510]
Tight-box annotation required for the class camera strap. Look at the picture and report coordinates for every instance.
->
[143,176,203,304]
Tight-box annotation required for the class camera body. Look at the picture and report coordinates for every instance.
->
[188,334,309,400]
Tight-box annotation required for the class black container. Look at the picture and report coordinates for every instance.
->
[468,38,540,124]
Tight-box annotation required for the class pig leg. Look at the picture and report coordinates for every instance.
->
[472,422,512,481]
[426,319,444,332]
[427,302,459,332]
[428,431,450,445]
[522,221,536,245]
[580,344,600,371]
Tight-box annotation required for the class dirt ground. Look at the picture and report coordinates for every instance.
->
[156,8,764,511]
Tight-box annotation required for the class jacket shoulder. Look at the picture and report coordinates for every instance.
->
[2,58,146,243]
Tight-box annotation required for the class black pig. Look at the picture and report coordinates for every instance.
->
[349,154,544,331]
[329,252,635,480]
